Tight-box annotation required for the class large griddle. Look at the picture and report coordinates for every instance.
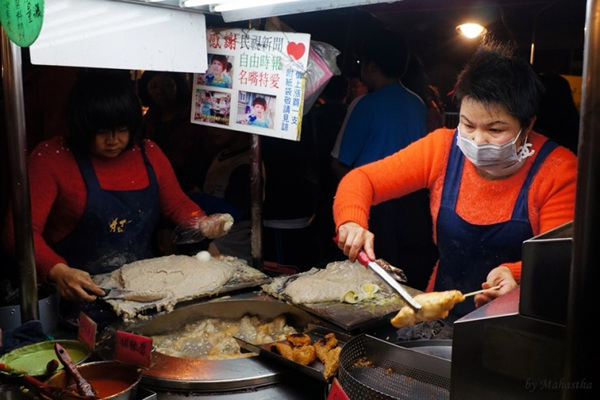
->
[110,297,326,392]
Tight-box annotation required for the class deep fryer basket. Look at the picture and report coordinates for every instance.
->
[338,334,451,400]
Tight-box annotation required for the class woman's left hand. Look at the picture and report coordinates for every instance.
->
[474,265,518,308]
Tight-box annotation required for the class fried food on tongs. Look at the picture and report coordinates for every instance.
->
[390,290,465,328]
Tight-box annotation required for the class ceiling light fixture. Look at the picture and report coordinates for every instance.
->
[212,0,299,13]
[456,23,486,39]
[181,0,213,7]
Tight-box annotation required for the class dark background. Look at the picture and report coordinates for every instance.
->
[205,0,586,112]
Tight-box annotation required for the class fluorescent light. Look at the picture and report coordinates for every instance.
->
[456,23,486,39]
[212,0,299,12]
[181,0,212,7]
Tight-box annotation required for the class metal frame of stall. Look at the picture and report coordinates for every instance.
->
[2,1,599,397]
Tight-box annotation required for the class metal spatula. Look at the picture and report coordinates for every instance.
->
[100,288,167,302]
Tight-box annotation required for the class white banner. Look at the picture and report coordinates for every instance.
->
[29,0,207,73]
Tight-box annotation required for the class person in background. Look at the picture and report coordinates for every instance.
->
[189,127,260,262]
[402,53,445,133]
[331,29,439,290]
[534,71,580,154]
[307,75,352,264]
[334,39,577,319]
[345,75,368,105]
[2,70,233,303]
[138,71,208,194]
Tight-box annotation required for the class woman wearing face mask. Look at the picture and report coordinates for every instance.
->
[333,40,577,319]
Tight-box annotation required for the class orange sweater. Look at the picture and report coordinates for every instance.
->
[333,128,577,287]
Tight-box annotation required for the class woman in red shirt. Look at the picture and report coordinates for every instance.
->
[3,70,232,303]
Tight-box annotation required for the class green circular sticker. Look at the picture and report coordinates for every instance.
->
[0,0,44,47]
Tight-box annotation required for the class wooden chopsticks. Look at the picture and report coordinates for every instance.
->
[463,285,502,298]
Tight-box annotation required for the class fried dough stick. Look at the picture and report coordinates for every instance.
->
[390,290,465,329]
[272,337,317,366]
[314,333,341,379]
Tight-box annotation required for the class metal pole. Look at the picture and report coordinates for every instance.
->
[249,133,263,269]
[1,28,39,322]
[564,0,600,397]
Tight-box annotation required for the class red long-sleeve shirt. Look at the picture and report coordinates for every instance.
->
[3,136,204,282]
[333,128,577,287]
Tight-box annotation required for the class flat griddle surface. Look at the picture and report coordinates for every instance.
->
[293,284,420,332]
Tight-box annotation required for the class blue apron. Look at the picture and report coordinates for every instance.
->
[435,131,558,318]
[53,141,160,275]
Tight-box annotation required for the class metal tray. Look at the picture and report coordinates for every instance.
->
[107,298,325,392]
[338,334,451,400]
[235,324,353,382]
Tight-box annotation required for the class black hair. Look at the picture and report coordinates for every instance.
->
[66,69,142,152]
[452,39,544,127]
[360,29,409,79]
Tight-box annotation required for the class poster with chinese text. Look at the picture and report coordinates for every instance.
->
[191,28,311,141]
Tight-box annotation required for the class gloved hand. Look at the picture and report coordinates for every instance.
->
[173,213,234,245]
[198,213,234,238]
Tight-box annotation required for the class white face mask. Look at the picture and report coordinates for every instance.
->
[456,125,535,177]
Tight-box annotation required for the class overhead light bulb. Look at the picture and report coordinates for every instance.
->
[456,23,486,39]
[212,0,299,12]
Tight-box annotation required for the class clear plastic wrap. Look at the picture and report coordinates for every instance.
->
[265,16,341,115]
[173,213,234,244]
[302,40,341,115]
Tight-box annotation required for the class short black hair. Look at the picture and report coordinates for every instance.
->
[66,69,142,152]
[360,29,409,79]
[453,39,544,127]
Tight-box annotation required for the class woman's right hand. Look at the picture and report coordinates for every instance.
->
[336,222,375,262]
[47,263,105,302]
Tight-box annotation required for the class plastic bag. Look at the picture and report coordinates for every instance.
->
[264,17,341,115]
[303,40,341,115]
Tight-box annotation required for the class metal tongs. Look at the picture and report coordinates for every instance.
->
[333,236,421,311]
[356,249,422,311]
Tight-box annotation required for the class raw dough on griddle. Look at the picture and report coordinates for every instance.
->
[114,255,235,299]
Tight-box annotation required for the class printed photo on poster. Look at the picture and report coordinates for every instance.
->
[194,88,231,125]
[190,28,311,140]
[236,91,276,129]
[196,53,234,89]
